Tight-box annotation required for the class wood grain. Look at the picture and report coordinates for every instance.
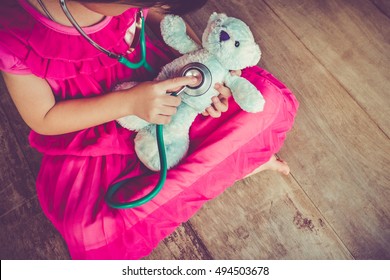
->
[0,76,42,177]
[144,223,212,260]
[0,79,70,259]
[371,0,390,17]
[264,0,390,136]
[262,0,390,259]
[0,86,36,217]
[0,197,70,259]
[190,174,353,259]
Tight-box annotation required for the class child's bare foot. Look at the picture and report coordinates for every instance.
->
[244,155,290,178]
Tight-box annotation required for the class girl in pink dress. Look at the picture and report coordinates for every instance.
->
[0,0,298,259]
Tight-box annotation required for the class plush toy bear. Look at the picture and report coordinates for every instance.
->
[117,13,265,171]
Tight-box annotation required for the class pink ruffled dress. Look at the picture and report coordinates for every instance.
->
[0,0,298,259]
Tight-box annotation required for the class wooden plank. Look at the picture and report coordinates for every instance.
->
[190,174,353,259]
[144,223,212,260]
[0,83,69,259]
[0,197,70,259]
[371,0,390,17]
[259,0,390,259]
[0,76,42,177]
[0,87,35,216]
[258,1,390,259]
[184,0,390,259]
[264,0,390,136]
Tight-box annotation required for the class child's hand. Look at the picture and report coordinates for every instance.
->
[202,83,231,118]
[202,70,241,118]
[128,76,197,124]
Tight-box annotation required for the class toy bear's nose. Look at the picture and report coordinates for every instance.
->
[219,30,230,42]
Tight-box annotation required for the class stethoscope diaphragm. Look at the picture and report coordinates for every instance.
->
[171,62,212,97]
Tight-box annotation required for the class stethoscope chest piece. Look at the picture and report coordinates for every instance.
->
[173,62,212,97]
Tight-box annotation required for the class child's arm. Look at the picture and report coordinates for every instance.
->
[146,9,232,117]
[1,72,196,136]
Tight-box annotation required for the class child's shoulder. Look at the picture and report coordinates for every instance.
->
[0,1,34,74]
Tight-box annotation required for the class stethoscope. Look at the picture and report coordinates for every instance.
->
[59,0,153,72]
[59,0,212,209]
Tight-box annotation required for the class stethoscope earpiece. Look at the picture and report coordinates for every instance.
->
[59,0,153,72]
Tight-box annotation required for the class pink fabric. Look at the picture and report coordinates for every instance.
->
[0,0,299,259]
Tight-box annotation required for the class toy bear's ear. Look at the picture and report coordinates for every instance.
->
[208,12,228,24]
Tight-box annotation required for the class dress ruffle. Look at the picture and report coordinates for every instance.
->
[0,1,140,79]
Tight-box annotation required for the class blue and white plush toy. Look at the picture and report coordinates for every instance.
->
[117,13,265,171]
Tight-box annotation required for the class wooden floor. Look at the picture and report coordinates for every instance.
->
[0,0,389,260]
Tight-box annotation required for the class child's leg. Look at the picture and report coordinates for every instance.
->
[239,66,298,178]
[34,66,298,260]
[244,155,290,178]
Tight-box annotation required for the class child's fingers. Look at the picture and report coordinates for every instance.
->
[229,70,242,77]
[163,95,182,107]
[214,83,232,98]
[201,94,229,117]
[204,105,222,118]
[160,76,198,92]
[159,106,177,117]
[211,96,228,113]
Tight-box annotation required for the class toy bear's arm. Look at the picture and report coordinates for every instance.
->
[155,55,190,82]
[161,15,201,55]
[224,74,265,113]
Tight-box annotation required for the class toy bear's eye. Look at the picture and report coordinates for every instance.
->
[235,41,240,47]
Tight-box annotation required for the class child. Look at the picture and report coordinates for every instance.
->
[0,0,298,259]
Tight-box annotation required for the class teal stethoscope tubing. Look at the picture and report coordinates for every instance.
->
[59,0,167,208]
[105,125,168,209]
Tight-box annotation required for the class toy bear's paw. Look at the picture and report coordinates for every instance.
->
[117,115,150,131]
[234,88,265,113]
[161,15,200,54]
[134,129,161,171]
[161,14,186,38]
[114,81,151,131]
[226,76,265,113]
[135,127,189,171]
